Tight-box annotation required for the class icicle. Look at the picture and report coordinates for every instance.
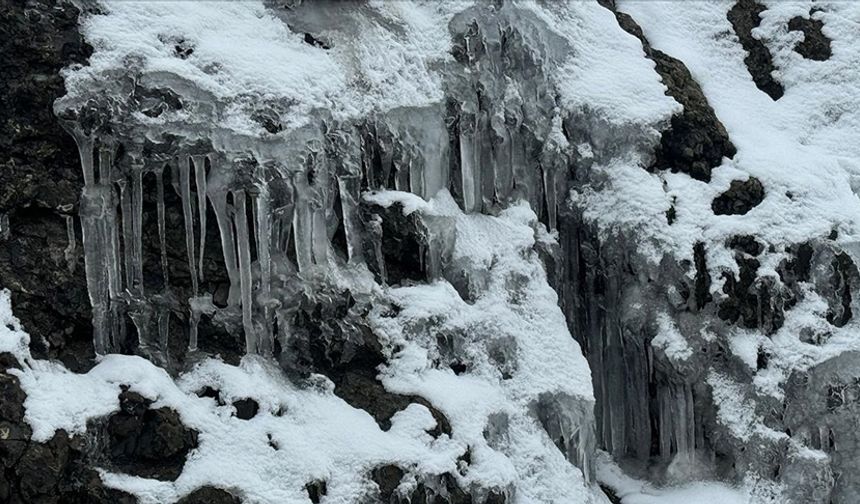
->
[394,151,409,192]
[232,190,257,354]
[543,162,558,231]
[78,142,111,354]
[369,214,386,283]
[118,179,134,289]
[129,303,153,351]
[178,155,199,295]
[493,117,514,203]
[188,294,216,352]
[155,166,170,287]
[478,111,495,210]
[379,134,394,190]
[459,113,479,213]
[311,203,328,265]
[192,154,208,282]
[130,163,144,294]
[336,174,363,263]
[253,172,274,356]
[511,127,536,208]
[408,141,425,198]
[63,213,76,273]
[415,115,448,199]
[209,186,240,305]
[71,129,95,186]
[310,149,330,265]
[292,169,314,272]
[155,305,170,366]
[99,146,122,299]
[273,178,295,255]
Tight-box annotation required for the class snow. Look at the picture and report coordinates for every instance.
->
[64,1,462,135]
[652,313,693,363]
[577,0,860,280]
[370,190,599,503]
[597,453,757,504]
[0,188,601,503]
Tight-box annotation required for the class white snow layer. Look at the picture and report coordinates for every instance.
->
[0,191,602,503]
[579,0,860,273]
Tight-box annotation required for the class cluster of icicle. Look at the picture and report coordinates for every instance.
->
[56,13,572,367]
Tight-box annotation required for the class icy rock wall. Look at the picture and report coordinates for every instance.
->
[46,0,608,501]
[53,0,574,365]
[30,0,860,501]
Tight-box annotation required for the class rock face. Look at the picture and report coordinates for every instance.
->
[788,12,832,61]
[785,352,860,504]
[0,353,137,504]
[102,389,198,481]
[0,0,93,372]
[606,3,736,182]
[727,0,785,100]
[2,0,860,503]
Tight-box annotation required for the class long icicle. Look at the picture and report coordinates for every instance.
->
[77,134,110,355]
[118,178,134,290]
[253,175,274,356]
[131,164,144,293]
[99,145,123,350]
[192,154,208,283]
[155,166,170,288]
[178,155,198,296]
[232,189,256,354]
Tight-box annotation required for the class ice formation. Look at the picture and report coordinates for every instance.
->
[3,0,860,502]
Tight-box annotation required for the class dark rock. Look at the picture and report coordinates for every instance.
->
[105,389,198,480]
[196,386,226,406]
[727,0,784,100]
[600,484,623,504]
[788,13,831,61]
[693,242,712,311]
[605,7,736,182]
[0,0,95,369]
[333,369,451,437]
[305,479,327,504]
[61,468,139,504]
[0,373,26,423]
[176,486,241,504]
[371,464,405,501]
[232,398,259,420]
[712,177,764,215]
[728,235,764,256]
[15,431,71,503]
[825,252,856,328]
[0,352,21,371]
[360,200,427,285]
[301,32,330,50]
